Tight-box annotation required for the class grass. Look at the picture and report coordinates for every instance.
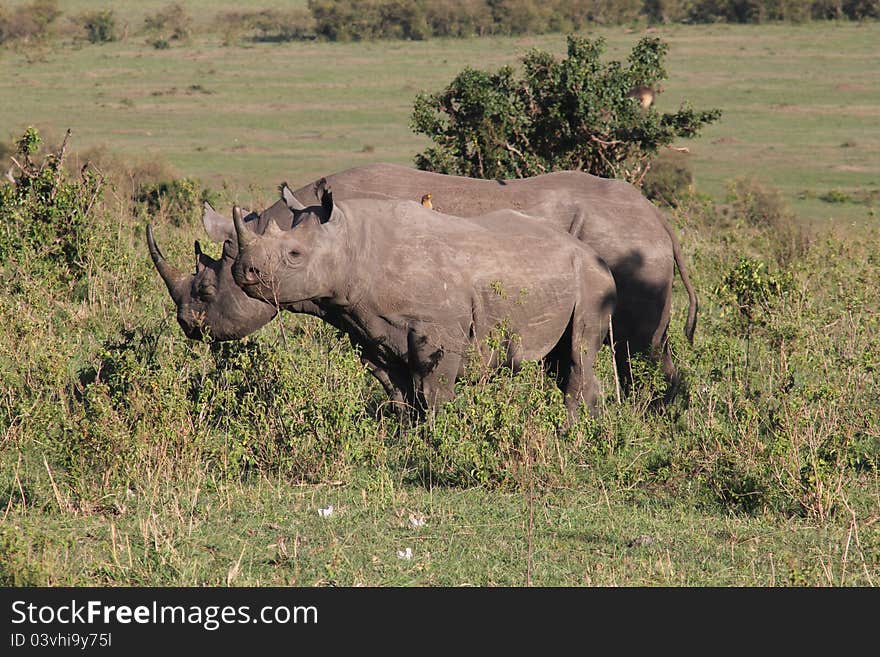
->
[1,22,878,223]
[6,468,877,586]
[2,20,880,587]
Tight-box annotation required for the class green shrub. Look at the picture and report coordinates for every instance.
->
[644,0,695,22]
[77,10,118,44]
[0,127,104,281]
[715,257,791,330]
[726,177,790,228]
[841,0,880,18]
[59,319,385,492]
[133,177,206,228]
[144,3,192,44]
[309,0,430,41]
[724,177,810,265]
[249,8,317,41]
[424,0,494,36]
[0,0,60,45]
[0,525,48,586]
[407,360,569,488]
[642,149,693,206]
[215,8,316,44]
[412,35,721,183]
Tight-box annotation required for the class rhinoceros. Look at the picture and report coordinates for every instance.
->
[147,197,410,403]
[147,162,696,397]
[231,188,617,419]
[147,198,296,342]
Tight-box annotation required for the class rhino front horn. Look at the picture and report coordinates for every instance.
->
[146,224,188,302]
[232,205,257,250]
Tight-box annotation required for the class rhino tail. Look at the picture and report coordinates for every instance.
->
[658,210,698,343]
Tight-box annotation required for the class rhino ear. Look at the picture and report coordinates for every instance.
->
[194,240,215,274]
[221,238,238,260]
[313,177,328,201]
[203,201,235,243]
[319,185,334,224]
[279,182,305,211]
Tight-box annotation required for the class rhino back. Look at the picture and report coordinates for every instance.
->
[292,163,671,278]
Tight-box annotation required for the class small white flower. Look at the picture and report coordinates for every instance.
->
[317,505,334,518]
[397,547,413,560]
[409,513,426,527]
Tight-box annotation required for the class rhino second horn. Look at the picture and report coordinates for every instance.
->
[146,224,188,302]
[265,217,284,237]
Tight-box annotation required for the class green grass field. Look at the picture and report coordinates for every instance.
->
[1,20,878,224]
[1,16,879,587]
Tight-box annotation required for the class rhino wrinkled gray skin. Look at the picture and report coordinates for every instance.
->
[148,162,697,397]
[232,191,617,420]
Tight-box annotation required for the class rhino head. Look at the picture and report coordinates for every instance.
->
[232,185,339,307]
[146,198,296,341]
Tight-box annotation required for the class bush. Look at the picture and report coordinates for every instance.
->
[133,177,207,228]
[424,0,494,36]
[723,177,812,266]
[644,0,695,23]
[407,358,569,488]
[309,0,429,41]
[688,0,761,22]
[412,35,722,184]
[248,8,317,41]
[0,127,104,281]
[143,2,192,43]
[215,8,316,44]
[641,149,693,206]
[60,320,385,489]
[715,257,791,331]
[0,0,60,45]
[726,177,790,228]
[842,0,880,17]
[77,10,118,44]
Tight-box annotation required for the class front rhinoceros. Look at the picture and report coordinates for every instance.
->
[231,188,616,421]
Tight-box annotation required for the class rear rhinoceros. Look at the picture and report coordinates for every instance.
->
[231,188,617,420]
[148,162,696,397]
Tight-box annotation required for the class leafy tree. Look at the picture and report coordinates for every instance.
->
[411,35,722,183]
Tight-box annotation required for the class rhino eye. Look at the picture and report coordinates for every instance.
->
[288,249,301,258]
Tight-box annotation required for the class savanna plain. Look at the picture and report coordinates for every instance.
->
[1,9,879,586]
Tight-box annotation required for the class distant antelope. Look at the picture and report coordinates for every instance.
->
[627,85,657,111]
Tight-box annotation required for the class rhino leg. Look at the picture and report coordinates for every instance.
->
[610,274,678,401]
[362,359,403,403]
[562,311,604,423]
[417,355,460,415]
[359,355,421,420]
[406,328,459,415]
[550,267,611,424]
